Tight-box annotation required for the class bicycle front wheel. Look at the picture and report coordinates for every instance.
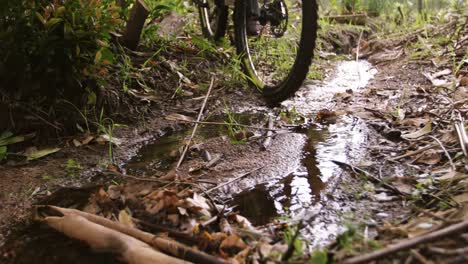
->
[234,0,318,103]
[198,0,229,40]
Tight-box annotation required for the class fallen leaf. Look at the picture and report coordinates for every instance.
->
[453,193,468,204]
[432,69,452,78]
[95,135,123,146]
[414,149,441,165]
[25,147,61,161]
[167,214,180,225]
[107,185,121,200]
[437,171,466,182]
[219,235,247,256]
[82,135,95,145]
[0,132,35,146]
[118,210,135,228]
[401,122,432,139]
[165,113,194,122]
[72,139,82,147]
[373,192,397,202]
[398,117,431,128]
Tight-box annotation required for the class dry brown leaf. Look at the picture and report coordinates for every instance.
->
[219,235,247,257]
[118,210,135,228]
[146,199,165,214]
[401,122,432,139]
[437,171,466,181]
[219,218,232,235]
[165,113,194,122]
[82,134,95,145]
[234,247,251,264]
[73,139,82,147]
[453,193,468,204]
[398,117,431,128]
[414,149,441,165]
[107,185,121,200]
[229,214,254,230]
[167,214,180,225]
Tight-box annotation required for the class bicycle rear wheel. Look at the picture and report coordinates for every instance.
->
[198,0,229,40]
[234,0,318,103]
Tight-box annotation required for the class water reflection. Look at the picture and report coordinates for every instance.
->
[233,115,368,225]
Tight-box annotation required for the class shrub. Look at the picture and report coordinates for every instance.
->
[0,0,122,101]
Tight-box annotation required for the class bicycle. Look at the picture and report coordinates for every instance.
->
[195,0,318,103]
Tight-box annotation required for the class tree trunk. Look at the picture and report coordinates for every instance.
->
[418,0,423,14]
[122,0,150,50]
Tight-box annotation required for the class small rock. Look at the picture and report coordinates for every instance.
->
[373,192,396,202]
[376,212,389,218]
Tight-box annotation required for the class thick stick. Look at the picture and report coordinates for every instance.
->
[45,214,184,264]
[38,206,229,264]
[123,0,150,50]
[343,219,468,264]
[176,77,215,169]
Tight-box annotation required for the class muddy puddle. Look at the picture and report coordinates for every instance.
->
[282,60,377,114]
[122,60,375,246]
[122,111,268,176]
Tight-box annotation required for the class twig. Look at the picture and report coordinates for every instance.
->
[169,119,287,132]
[205,167,263,194]
[428,246,468,255]
[427,135,456,170]
[454,110,468,157]
[343,218,468,264]
[410,249,432,264]
[103,171,197,186]
[176,76,215,169]
[388,144,437,161]
[331,160,404,196]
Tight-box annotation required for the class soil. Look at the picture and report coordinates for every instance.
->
[1,16,467,264]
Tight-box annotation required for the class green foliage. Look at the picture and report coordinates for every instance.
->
[0,146,6,161]
[310,249,328,264]
[0,0,122,99]
[283,225,304,257]
[65,158,83,177]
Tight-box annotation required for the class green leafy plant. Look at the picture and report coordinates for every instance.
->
[283,224,304,258]
[0,0,122,100]
[65,158,83,177]
[95,108,126,163]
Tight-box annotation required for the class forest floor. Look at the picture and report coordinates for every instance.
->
[0,11,467,264]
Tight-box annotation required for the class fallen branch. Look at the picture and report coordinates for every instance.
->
[36,205,229,264]
[428,135,456,170]
[39,212,185,264]
[176,77,215,169]
[343,218,468,264]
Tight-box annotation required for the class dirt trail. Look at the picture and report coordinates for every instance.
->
[1,20,467,262]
